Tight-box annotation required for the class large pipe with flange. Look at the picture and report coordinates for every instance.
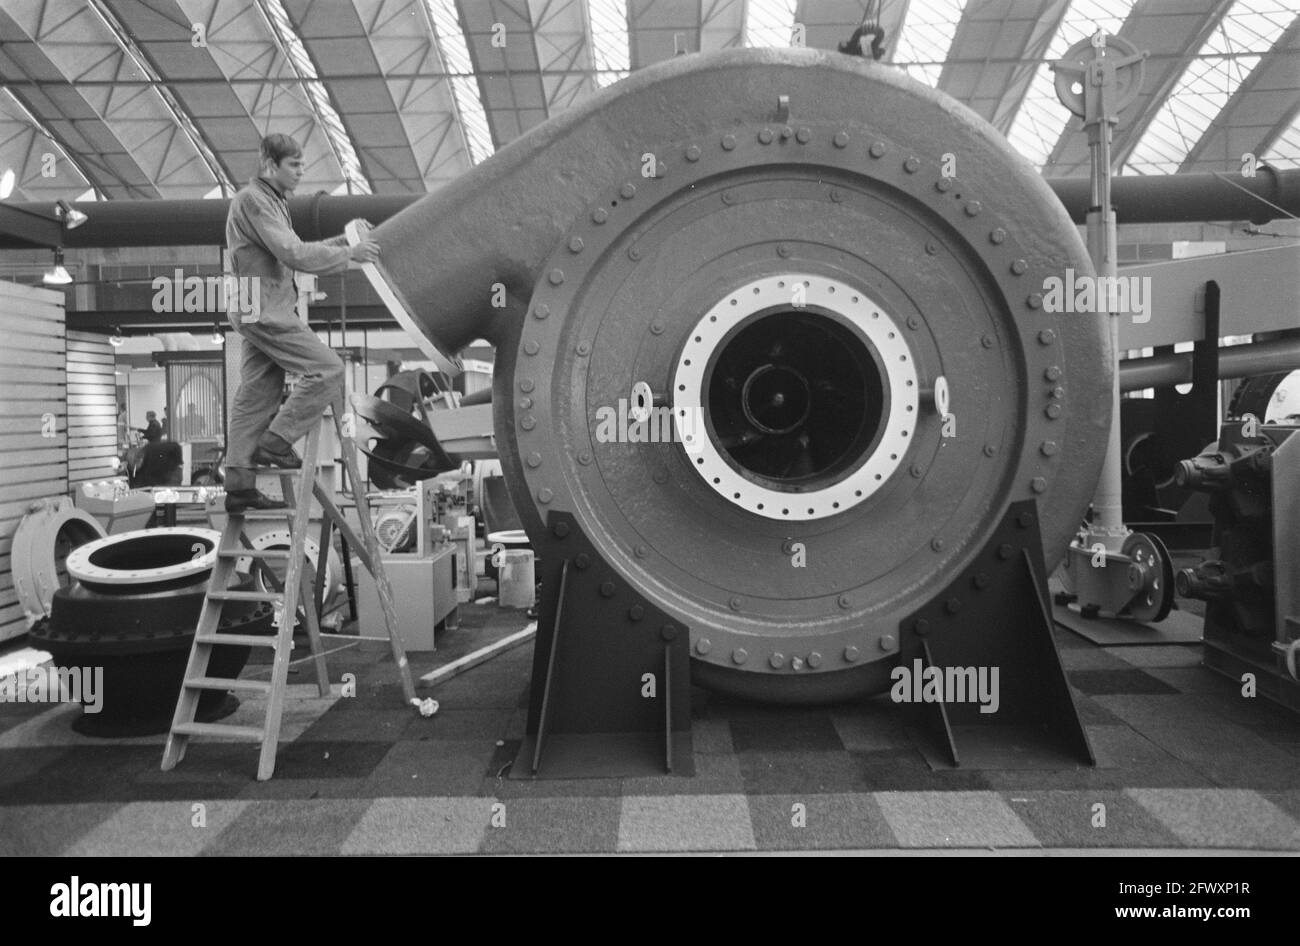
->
[361,48,1111,703]
[4,170,1297,250]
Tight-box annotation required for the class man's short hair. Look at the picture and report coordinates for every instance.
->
[260,133,303,166]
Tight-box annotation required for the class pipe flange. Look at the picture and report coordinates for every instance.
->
[674,273,918,519]
[66,527,221,586]
[11,496,106,626]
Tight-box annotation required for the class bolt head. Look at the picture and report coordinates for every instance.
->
[526,452,542,468]
[553,521,570,537]
[879,635,896,651]
[620,183,637,199]
[907,315,920,329]
[990,228,1006,244]
[796,127,812,143]
[634,544,648,558]
[599,580,616,597]
[758,129,773,144]
[837,594,851,609]
[728,596,742,611]
[696,637,711,654]
[964,201,982,217]
[537,487,553,503]
[913,618,930,636]
[721,135,736,151]
[568,236,584,253]
[1027,293,1043,309]
[685,144,702,161]
[520,415,536,430]
[1038,328,1056,345]
[973,572,990,590]
[732,648,748,665]
[904,156,920,173]
[520,379,535,393]
[578,451,592,465]
[998,543,1015,560]
[574,553,590,569]
[1044,366,1062,381]
[777,243,791,258]
[910,464,923,478]
[807,651,823,668]
[548,269,565,285]
[628,247,641,261]
[533,303,550,320]
[577,342,591,356]
[936,178,952,192]
[925,240,938,255]
[660,623,677,641]
[829,188,843,203]
[1030,477,1048,495]
[592,208,608,224]
[833,131,849,148]
[845,645,861,662]
[1040,440,1059,457]
[983,444,997,457]
[523,340,540,356]
[769,652,785,668]
[1011,259,1028,275]
[628,604,644,621]
[1045,403,1063,419]
[870,142,886,158]
[980,334,994,348]
[931,538,945,552]
[945,598,962,615]
[1017,511,1034,529]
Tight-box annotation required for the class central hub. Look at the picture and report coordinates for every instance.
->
[673,273,918,520]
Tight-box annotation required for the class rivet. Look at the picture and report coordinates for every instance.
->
[777,243,791,258]
[964,200,982,217]
[808,651,823,668]
[523,340,539,355]
[592,208,608,224]
[769,652,785,668]
[576,342,590,356]
[907,315,920,330]
[796,127,812,143]
[520,379,535,393]
[1017,511,1034,529]
[997,543,1014,560]
[904,156,920,173]
[518,397,533,409]
[721,134,736,151]
[973,572,990,590]
[1027,293,1043,309]
[833,131,849,148]
[910,464,923,478]
[1038,328,1056,345]
[879,635,896,651]
[936,178,952,192]
[1044,366,1062,381]
[548,268,565,285]
[1040,440,1059,457]
[990,228,1006,244]
[553,521,570,538]
[620,182,636,199]
[649,321,664,335]
[931,538,945,552]
[845,645,861,662]
[574,553,590,569]
[696,637,711,654]
[685,144,702,161]
[945,598,962,615]
[628,605,644,621]
[732,648,748,665]
[1045,403,1063,419]
[533,303,550,319]
[837,594,851,609]
[721,190,735,205]
[578,450,592,465]
[1051,386,1065,399]
[1011,259,1028,275]
[829,188,843,202]
[913,618,930,636]
[983,444,997,457]
[520,415,536,430]
[652,470,668,484]
[1031,476,1048,493]
[537,487,553,503]
[628,246,641,261]
[869,141,886,158]
[634,544,647,558]
[980,334,994,348]
[568,236,584,253]
[600,580,616,597]
[526,452,542,468]
[758,128,773,144]
[728,596,742,611]
[925,240,938,255]
[780,126,792,139]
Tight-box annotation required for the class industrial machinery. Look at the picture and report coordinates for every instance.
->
[357,47,1115,774]
[1176,418,1300,712]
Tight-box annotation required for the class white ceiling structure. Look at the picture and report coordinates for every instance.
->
[0,0,1295,203]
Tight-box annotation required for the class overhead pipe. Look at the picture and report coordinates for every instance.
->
[1119,336,1300,392]
[4,169,1297,249]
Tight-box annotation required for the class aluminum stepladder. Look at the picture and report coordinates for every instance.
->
[162,397,422,780]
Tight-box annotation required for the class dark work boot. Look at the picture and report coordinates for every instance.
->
[251,432,302,470]
[225,489,289,514]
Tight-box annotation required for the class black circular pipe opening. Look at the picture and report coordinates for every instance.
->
[86,534,215,572]
[705,308,885,490]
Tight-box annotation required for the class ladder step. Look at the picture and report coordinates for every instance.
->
[230,510,297,520]
[208,590,282,602]
[195,633,280,648]
[218,548,291,561]
[171,721,264,741]
[184,676,273,694]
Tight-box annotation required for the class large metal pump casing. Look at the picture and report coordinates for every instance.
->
[373,49,1111,703]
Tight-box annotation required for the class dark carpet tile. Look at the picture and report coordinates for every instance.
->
[477,797,621,853]
[747,792,897,850]
[0,747,71,801]
[297,708,418,742]
[323,682,413,712]
[268,740,392,779]
[202,799,372,856]
[403,708,515,741]
[363,738,497,796]
[236,776,371,801]
[1003,791,1183,848]
[4,745,244,804]
[478,740,624,798]
[0,803,122,855]
[738,749,882,795]
[1069,669,1180,696]
[729,712,845,752]
[854,749,994,792]
[621,752,745,795]
[1072,694,1127,726]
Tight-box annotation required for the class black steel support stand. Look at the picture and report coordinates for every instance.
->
[511,512,694,779]
[898,500,1095,768]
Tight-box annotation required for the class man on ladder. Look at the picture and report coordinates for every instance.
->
[223,132,379,512]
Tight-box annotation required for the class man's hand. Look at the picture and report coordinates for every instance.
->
[348,239,380,264]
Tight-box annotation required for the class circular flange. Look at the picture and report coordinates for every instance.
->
[66,527,221,587]
[673,273,918,519]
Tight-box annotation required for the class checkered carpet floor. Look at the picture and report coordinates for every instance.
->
[2,608,1297,855]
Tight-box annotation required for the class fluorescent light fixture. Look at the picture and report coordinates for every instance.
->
[0,168,14,199]
[56,199,88,229]
[43,248,72,285]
